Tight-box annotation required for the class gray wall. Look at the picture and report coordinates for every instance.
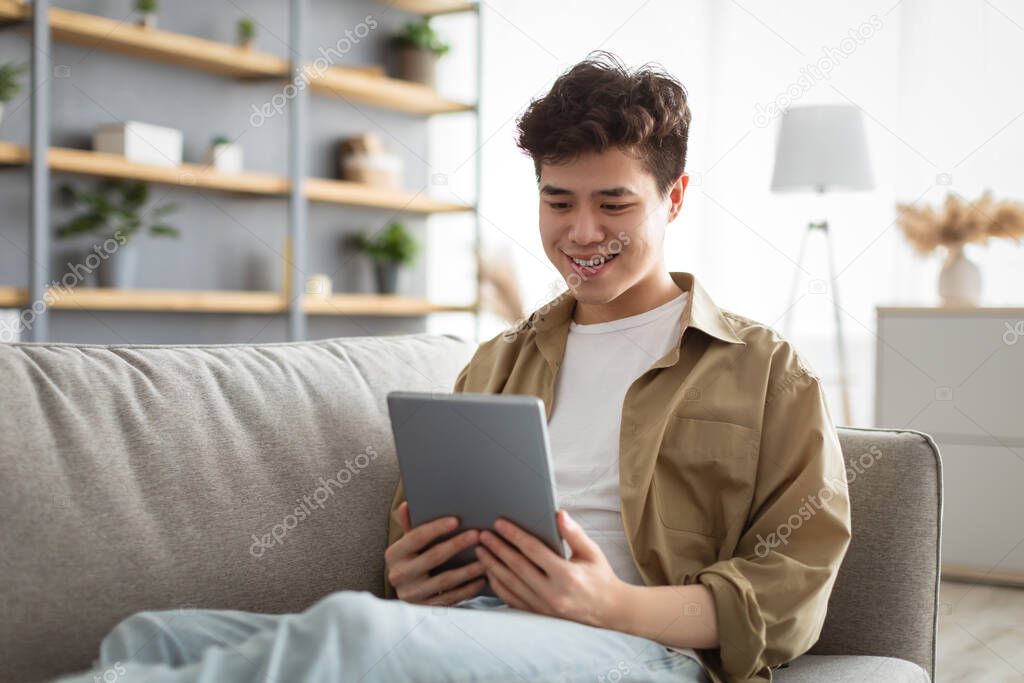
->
[0,0,444,343]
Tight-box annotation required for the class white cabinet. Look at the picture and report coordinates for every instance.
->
[875,307,1024,584]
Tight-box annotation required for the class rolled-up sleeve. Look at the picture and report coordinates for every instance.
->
[689,353,853,681]
[383,362,473,600]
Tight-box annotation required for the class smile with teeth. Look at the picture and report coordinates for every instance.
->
[569,252,619,268]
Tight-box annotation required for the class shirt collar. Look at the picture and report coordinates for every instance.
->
[529,271,745,369]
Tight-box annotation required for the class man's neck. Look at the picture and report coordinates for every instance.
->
[572,271,685,325]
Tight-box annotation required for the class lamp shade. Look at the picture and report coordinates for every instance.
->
[770,104,874,193]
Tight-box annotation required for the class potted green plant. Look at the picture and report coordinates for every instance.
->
[391,18,450,88]
[0,62,26,127]
[204,134,243,173]
[349,221,419,294]
[136,0,157,29]
[56,180,180,288]
[237,17,256,49]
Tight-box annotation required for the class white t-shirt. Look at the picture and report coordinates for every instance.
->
[547,288,702,664]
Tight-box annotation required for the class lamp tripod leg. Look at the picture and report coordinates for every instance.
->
[823,223,853,426]
[782,226,812,338]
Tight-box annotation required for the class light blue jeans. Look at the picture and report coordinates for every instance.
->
[58,590,711,682]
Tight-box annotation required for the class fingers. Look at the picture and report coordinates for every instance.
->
[475,544,547,614]
[398,501,412,534]
[556,510,600,561]
[479,529,549,587]
[492,518,561,573]
[486,570,529,611]
[405,560,487,603]
[393,515,459,559]
[405,527,480,579]
[428,577,487,607]
[389,527,480,593]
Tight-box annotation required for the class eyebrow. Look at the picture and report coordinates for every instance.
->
[539,184,638,198]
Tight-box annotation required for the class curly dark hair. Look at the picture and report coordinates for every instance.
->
[514,50,692,198]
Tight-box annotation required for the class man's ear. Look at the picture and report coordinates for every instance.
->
[667,173,689,222]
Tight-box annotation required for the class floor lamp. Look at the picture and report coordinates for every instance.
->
[770,104,874,426]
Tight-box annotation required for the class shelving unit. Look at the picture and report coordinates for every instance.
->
[1,0,483,341]
[0,286,475,316]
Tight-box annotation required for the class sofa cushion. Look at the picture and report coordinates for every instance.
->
[0,333,475,683]
[775,654,930,682]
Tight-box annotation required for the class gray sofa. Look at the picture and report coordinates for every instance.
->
[0,333,940,682]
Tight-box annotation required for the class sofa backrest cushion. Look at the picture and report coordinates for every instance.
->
[0,333,475,683]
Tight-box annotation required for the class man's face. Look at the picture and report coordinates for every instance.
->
[538,147,687,307]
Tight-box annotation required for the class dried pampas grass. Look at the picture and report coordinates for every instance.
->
[897,190,1024,255]
[476,247,525,324]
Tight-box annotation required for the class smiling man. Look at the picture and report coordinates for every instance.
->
[385,51,853,683]
[59,51,851,683]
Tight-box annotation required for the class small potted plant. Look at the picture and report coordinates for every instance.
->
[204,134,243,174]
[0,62,25,127]
[135,0,157,29]
[391,18,450,88]
[237,17,256,50]
[56,180,180,288]
[349,221,419,294]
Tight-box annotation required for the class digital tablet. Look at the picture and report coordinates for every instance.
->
[386,390,569,598]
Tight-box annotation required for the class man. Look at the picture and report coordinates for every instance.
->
[384,51,852,683]
[60,51,850,683]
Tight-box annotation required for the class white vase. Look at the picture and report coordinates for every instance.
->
[938,244,981,307]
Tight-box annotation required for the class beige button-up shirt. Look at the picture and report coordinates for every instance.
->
[386,271,852,683]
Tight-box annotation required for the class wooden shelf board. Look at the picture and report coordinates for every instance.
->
[0,285,24,308]
[0,287,287,314]
[0,286,475,316]
[0,141,289,194]
[0,143,474,213]
[0,3,289,79]
[304,177,471,213]
[379,0,479,15]
[0,0,27,24]
[306,65,474,116]
[305,294,475,316]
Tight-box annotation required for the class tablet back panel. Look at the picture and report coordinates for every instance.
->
[386,391,568,592]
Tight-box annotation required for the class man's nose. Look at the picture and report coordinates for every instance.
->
[569,207,605,245]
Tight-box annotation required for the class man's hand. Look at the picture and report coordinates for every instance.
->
[475,509,627,628]
[385,500,488,605]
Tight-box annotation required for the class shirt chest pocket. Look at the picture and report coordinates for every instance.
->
[652,416,759,538]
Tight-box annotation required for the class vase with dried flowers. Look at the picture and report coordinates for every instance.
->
[896,190,1024,306]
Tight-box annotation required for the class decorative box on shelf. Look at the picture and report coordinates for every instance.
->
[93,121,183,167]
[337,131,402,189]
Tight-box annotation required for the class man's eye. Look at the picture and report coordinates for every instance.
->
[603,204,630,211]
[548,202,570,210]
